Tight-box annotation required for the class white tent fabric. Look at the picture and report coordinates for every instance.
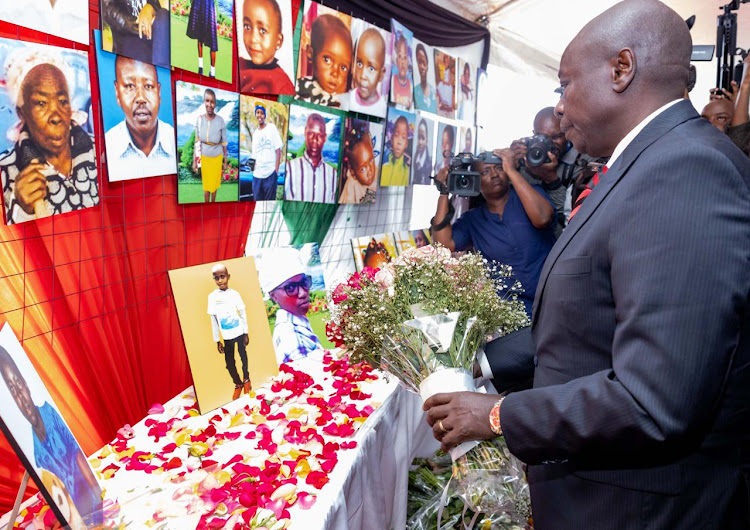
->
[430,0,750,149]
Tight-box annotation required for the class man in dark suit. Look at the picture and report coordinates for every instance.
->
[422,1,750,528]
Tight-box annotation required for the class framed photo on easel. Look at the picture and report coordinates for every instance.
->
[0,323,102,528]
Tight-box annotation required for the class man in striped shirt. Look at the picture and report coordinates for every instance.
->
[284,113,337,203]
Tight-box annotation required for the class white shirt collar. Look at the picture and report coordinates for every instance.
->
[607,99,682,170]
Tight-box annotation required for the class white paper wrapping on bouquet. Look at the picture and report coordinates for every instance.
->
[418,368,479,460]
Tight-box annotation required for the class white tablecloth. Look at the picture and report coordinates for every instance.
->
[2,357,438,530]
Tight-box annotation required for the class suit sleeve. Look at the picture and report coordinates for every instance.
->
[502,145,750,465]
[483,326,536,393]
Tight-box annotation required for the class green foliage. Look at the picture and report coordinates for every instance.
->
[181,130,196,171]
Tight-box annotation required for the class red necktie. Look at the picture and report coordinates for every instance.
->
[568,165,608,221]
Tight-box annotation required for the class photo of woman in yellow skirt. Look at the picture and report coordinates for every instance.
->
[193,88,228,203]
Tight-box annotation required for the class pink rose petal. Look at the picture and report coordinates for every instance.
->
[148,403,165,415]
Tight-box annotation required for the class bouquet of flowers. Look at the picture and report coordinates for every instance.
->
[326,244,531,526]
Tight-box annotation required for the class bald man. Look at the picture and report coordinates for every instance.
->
[701,98,734,133]
[512,107,601,237]
[424,1,750,527]
[105,55,176,181]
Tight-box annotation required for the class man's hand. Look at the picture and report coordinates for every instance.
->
[423,391,500,452]
[710,82,738,103]
[217,341,224,354]
[137,3,156,39]
[243,334,249,346]
[526,151,560,183]
[14,161,48,215]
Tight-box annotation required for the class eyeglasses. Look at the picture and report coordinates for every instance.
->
[278,275,312,296]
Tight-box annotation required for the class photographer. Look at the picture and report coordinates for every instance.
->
[431,148,556,317]
[511,107,593,237]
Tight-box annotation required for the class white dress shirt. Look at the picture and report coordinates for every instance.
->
[104,120,177,181]
[5,0,89,44]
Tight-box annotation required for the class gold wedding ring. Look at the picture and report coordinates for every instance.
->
[438,420,447,434]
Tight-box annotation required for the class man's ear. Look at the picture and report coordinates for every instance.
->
[612,48,636,94]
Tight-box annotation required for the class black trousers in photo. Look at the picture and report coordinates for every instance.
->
[223,336,249,385]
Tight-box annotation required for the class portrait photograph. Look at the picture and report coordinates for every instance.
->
[171,0,235,82]
[4,0,88,45]
[459,125,476,155]
[169,257,279,414]
[100,0,171,68]
[412,38,438,115]
[457,59,477,125]
[433,121,457,175]
[346,19,391,118]
[389,19,414,110]
[251,244,334,365]
[236,0,295,95]
[175,81,240,204]
[0,323,102,528]
[411,114,435,186]
[94,31,176,183]
[434,49,457,119]
[285,103,342,204]
[393,228,431,254]
[295,0,353,109]
[239,96,289,201]
[381,107,415,187]
[338,117,384,205]
[351,232,398,271]
[0,39,99,226]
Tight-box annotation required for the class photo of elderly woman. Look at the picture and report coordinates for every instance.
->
[176,81,240,204]
[0,39,99,225]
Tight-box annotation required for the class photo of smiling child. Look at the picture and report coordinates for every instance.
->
[434,49,456,119]
[389,19,414,110]
[236,0,295,95]
[344,20,390,118]
[381,107,414,187]
[295,0,353,109]
[339,118,384,204]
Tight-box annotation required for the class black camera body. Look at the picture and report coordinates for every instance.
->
[443,151,502,197]
[523,134,559,167]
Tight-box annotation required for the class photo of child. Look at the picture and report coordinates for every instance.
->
[169,257,279,414]
[412,38,438,114]
[295,0,353,109]
[253,244,333,364]
[460,125,476,155]
[350,233,398,271]
[338,118,384,205]
[171,0,234,82]
[236,0,295,95]
[381,107,415,187]
[394,228,431,254]
[239,96,289,201]
[389,19,414,109]
[458,59,476,124]
[175,82,240,204]
[344,20,390,118]
[411,115,434,185]
[433,121,456,174]
[434,49,456,119]
[285,104,342,204]
[0,323,102,528]
[208,263,251,401]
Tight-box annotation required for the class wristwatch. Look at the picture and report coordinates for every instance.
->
[489,397,505,436]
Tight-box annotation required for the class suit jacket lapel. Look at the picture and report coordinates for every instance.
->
[531,100,699,324]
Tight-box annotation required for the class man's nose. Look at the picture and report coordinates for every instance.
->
[554,99,564,120]
[135,84,147,102]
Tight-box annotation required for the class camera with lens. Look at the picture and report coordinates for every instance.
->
[439,151,502,197]
[523,134,560,167]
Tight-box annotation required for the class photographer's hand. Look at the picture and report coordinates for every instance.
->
[731,54,750,127]
[510,139,527,166]
[494,148,555,229]
[527,151,560,184]
[431,167,455,251]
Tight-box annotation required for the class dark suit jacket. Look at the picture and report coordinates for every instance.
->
[485,100,750,529]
